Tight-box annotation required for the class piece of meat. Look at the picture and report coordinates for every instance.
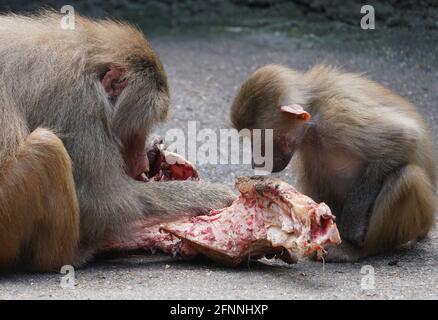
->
[101,173,341,266]
[146,143,199,181]
[102,222,198,257]
[161,176,341,266]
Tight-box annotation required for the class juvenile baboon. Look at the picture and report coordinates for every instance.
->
[230,64,437,261]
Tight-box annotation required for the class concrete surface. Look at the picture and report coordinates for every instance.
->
[0,21,437,300]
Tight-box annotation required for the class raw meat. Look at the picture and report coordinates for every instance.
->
[102,222,198,257]
[161,176,341,265]
[146,143,199,181]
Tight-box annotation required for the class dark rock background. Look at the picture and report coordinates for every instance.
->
[0,0,437,30]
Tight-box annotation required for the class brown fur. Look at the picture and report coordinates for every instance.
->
[0,129,80,271]
[231,64,437,261]
[364,164,436,254]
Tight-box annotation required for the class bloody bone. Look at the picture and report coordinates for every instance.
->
[161,176,341,265]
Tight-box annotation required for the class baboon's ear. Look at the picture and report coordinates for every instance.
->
[101,64,128,97]
[280,104,311,121]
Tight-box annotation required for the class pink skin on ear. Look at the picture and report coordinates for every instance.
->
[101,64,128,97]
[280,104,311,121]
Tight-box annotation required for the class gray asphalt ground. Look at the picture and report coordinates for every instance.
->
[0,20,437,300]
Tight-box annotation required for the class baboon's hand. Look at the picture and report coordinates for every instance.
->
[139,180,236,217]
[197,183,236,214]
